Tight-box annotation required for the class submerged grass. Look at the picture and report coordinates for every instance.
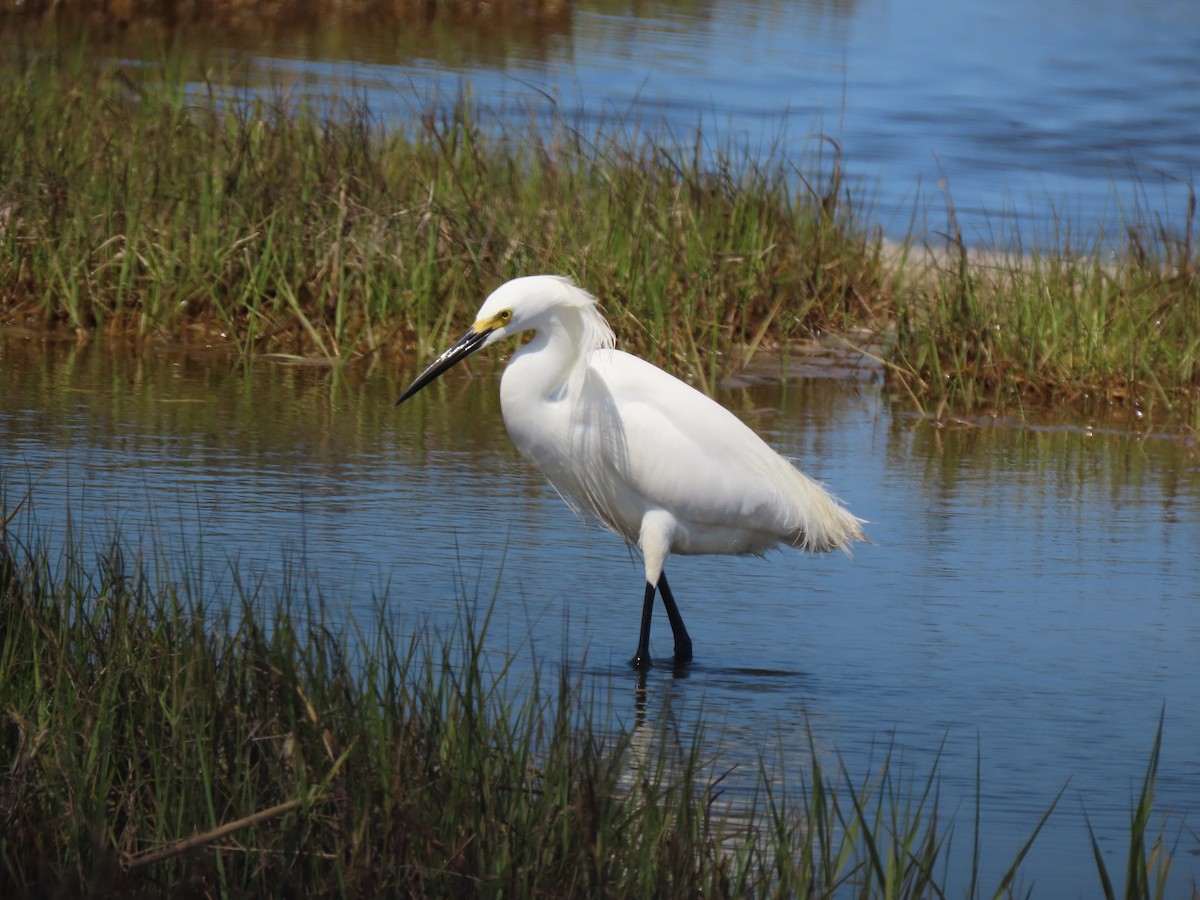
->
[0,45,1197,423]
[0,525,1190,898]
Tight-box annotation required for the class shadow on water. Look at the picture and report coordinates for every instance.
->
[645,663,812,688]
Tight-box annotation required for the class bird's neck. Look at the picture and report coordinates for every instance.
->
[499,313,597,472]
[505,315,590,404]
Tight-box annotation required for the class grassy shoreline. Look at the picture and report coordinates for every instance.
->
[0,50,1196,426]
[0,528,1183,898]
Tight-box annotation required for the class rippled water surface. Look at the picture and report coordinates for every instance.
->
[2,336,1198,896]
[32,0,1196,246]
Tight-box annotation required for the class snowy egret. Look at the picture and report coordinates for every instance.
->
[397,276,865,668]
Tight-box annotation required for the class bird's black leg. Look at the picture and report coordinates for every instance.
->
[631,581,656,669]
[657,571,693,663]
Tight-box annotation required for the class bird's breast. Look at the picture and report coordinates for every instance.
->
[500,389,646,541]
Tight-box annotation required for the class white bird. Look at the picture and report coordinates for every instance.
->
[397,275,865,669]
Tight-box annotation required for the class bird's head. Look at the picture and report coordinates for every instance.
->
[395,276,609,406]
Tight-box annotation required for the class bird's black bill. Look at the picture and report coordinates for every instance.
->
[395,327,490,405]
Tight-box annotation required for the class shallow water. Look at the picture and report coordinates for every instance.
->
[2,335,1198,895]
[23,0,1196,247]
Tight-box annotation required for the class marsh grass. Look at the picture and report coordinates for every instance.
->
[0,49,885,373]
[0,525,1187,898]
[1,45,1198,423]
[888,195,1200,426]
[1085,708,1178,900]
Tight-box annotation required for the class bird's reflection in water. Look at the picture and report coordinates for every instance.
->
[620,659,730,823]
[631,657,694,727]
[620,658,817,815]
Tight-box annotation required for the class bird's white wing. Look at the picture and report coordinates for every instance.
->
[586,350,807,532]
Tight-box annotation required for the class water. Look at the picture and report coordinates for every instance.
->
[3,335,1198,896]
[70,0,1197,248]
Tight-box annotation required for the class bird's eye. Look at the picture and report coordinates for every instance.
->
[499,310,512,321]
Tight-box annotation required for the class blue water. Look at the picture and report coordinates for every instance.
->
[3,339,1198,896]
[223,0,1200,248]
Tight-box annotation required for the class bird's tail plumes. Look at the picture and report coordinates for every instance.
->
[778,461,866,556]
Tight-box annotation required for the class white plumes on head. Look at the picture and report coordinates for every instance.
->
[538,275,616,355]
